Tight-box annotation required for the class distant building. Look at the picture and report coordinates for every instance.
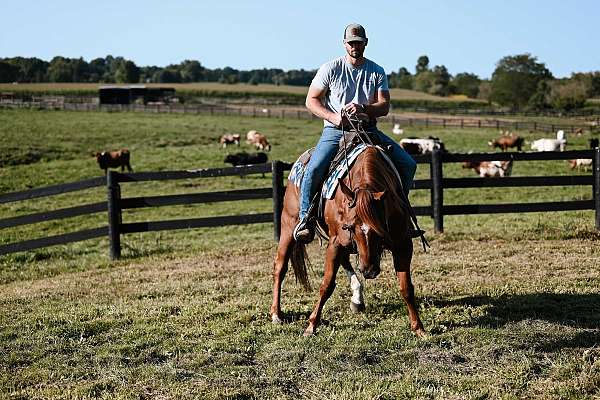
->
[98,85,176,105]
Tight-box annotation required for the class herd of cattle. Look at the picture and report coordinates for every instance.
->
[94,125,599,178]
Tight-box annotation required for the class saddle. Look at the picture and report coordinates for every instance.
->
[289,130,403,237]
[288,129,429,250]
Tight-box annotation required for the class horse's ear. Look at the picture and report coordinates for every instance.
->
[372,190,386,201]
[338,179,354,201]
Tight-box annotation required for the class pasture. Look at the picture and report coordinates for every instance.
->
[1,109,599,399]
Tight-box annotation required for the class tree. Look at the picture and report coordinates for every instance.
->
[413,70,434,93]
[5,57,48,82]
[388,67,413,89]
[429,65,451,96]
[115,60,140,83]
[527,80,551,111]
[0,61,19,83]
[416,55,429,74]
[451,72,481,98]
[179,60,204,82]
[548,80,587,111]
[490,54,553,109]
[47,57,73,82]
[477,81,492,104]
[152,69,181,83]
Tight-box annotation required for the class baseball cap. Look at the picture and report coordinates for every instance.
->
[343,23,368,43]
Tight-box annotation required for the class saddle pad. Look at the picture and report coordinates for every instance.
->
[288,144,368,200]
[322,143,368,199]
[287,148,313,187]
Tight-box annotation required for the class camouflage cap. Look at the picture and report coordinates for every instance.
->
[343,23,368,43]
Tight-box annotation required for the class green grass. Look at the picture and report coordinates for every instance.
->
[0,109,599,399]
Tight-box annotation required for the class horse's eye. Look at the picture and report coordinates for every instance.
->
[341,224,353,231]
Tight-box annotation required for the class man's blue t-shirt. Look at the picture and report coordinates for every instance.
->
[311,56,389,127]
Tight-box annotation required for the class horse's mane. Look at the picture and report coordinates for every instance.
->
[352,147,407,240]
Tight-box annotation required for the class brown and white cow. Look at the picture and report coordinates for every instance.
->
[219,133,241,148]
[246,130,271,151]
[462,160,513,178]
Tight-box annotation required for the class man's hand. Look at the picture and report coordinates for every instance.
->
[344,102,365,116]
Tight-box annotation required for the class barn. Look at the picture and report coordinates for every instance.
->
[98,85,176,105]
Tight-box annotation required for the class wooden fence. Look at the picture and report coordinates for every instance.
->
[0,163,285,259]
[1,100,598,134]
[1,149,599,259]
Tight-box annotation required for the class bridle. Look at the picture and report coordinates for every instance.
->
[339,108,429,252]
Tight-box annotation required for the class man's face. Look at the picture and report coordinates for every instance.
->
[344,40,366,59]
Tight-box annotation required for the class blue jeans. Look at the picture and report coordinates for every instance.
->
[299,126,417,220]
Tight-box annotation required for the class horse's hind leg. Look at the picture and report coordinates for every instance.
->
[270,228,294,324]
[341,254,365,313]
[393,240,426,337]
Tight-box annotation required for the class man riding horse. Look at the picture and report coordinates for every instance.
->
[294,23,420,243]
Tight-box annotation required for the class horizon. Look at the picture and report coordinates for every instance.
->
[1,1,598,79]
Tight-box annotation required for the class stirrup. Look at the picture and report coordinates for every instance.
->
[293,218,315,243]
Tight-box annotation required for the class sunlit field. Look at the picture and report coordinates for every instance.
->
[0,109,598,399]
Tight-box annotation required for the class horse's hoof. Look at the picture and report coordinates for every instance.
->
[303,326,315,336]
[350,302,365,313]
[271,314,283,324]
[414,328,428,338]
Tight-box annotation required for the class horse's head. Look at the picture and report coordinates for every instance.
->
[337,179,387,279]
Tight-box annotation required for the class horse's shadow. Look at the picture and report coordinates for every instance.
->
[380,292,599,349]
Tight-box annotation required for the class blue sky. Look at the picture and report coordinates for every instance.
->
[1,0,598,79]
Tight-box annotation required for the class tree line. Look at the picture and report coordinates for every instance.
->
[1,54,599,111]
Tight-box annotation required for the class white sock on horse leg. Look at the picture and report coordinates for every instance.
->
[350,274,363,305]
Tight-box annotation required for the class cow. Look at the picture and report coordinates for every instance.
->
[568,138,599,170]
[224,151,268,167]
[531,130,567,152]
[94,149,133,174]
[246,130,271,151]
[488,134,524,151]
[399,136,445,155]
[462,160,513,178]
[219,133,241,148]
[392,123,404,135]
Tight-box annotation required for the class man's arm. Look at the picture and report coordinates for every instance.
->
[305,85,343,127]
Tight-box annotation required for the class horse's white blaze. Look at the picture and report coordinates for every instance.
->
[360,223,370,235]
[350,274,363,305]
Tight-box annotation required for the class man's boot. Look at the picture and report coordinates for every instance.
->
[293,217,315,243]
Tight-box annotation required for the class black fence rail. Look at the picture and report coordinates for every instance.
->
[410,148,600,233]
[1,150,599,259]
[1,101,598,134]
[0,163,289,259]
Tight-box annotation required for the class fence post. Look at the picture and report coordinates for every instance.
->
[107,171,122,260]
[430,148,444,233]
[594,148,600,230]
[272,161,284,242]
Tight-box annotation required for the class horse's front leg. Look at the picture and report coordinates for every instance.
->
[304,242,341,336]
[392,240,426,337]
[341,254,365,313]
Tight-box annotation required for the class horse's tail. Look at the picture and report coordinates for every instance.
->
[290,241,311,291]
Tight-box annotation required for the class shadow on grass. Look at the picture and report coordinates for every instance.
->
[430,293,600,330]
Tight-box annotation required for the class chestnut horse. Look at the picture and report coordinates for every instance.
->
[270,146,426,336]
